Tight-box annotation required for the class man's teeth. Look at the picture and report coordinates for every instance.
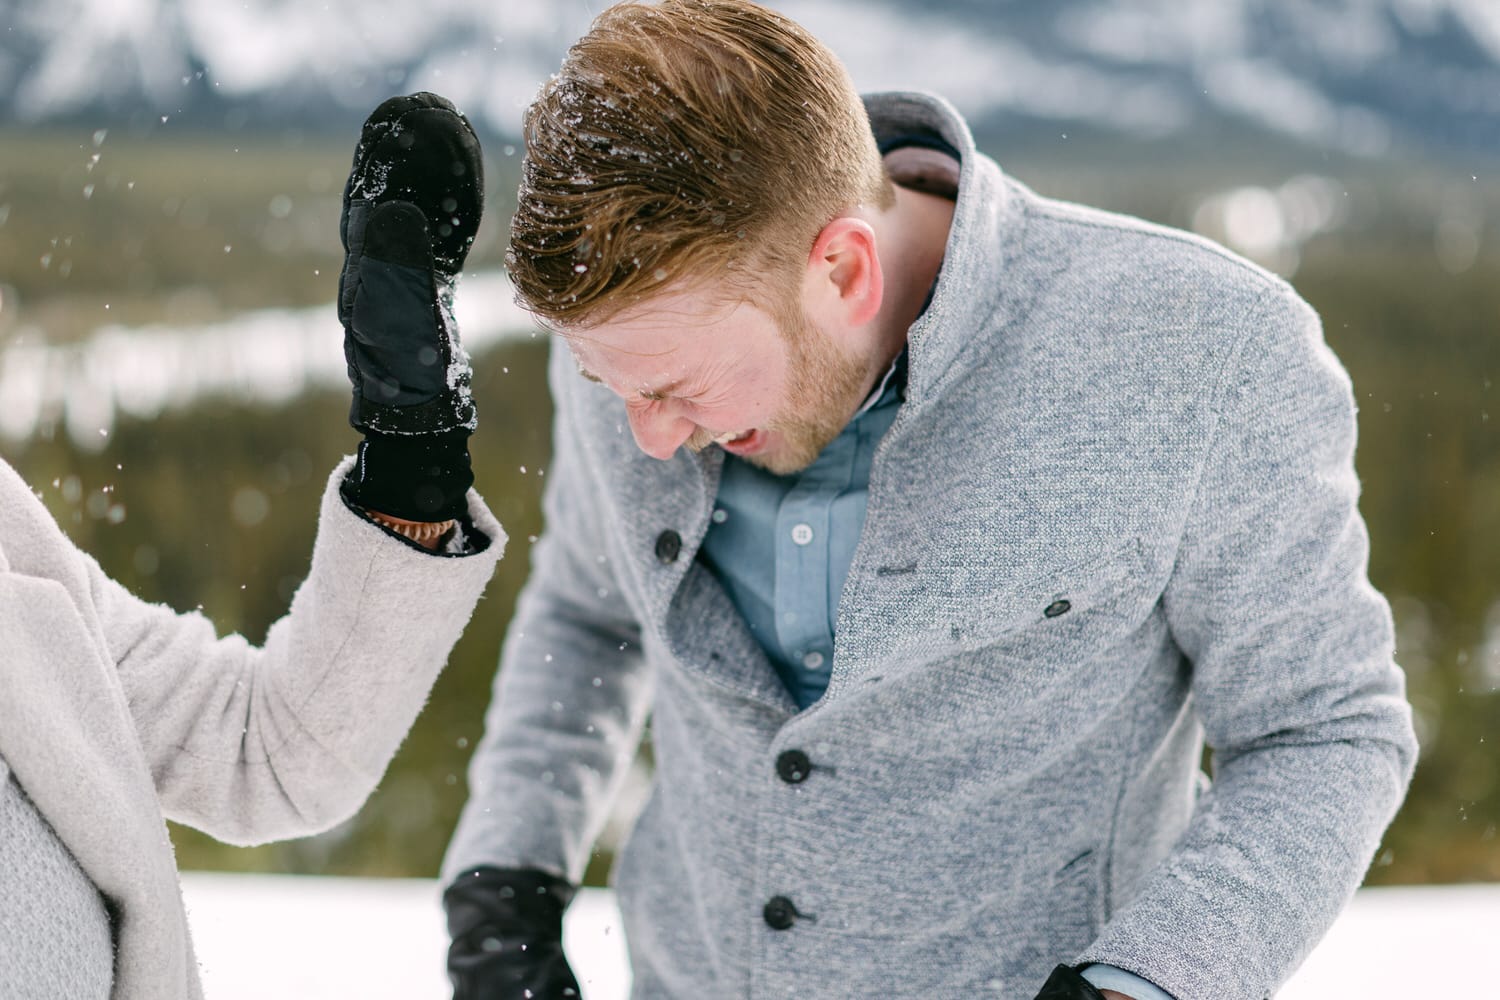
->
[714,429,753,445]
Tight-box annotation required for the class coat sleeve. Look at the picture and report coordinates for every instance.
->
[442,343,656,885]
[95,457,505,845]
[1075,285,1418,999]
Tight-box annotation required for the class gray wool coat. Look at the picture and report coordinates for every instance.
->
[445,92,1417,1000]
[0,456,503,999]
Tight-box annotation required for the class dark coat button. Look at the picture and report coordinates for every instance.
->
[776,750,812,784]
[1044,599,1072,618]
[763,896,797,930]
[654,530,682,564]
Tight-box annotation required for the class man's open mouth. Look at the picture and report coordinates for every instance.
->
[713,428,765,455]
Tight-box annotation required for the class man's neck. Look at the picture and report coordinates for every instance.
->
[861,183,956,385]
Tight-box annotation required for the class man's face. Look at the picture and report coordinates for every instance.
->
[564,285,872,476]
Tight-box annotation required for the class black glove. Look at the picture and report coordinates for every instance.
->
[337,91,483,522]
[444,866,582,1000]
[1035,964,1108,1000]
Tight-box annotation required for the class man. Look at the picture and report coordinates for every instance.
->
[442,3,1417,998]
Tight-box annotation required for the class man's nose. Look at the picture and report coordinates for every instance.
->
[626,405,696,460]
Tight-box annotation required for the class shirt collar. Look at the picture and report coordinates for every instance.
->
[853,346,909,417]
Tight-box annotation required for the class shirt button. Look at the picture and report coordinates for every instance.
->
[802,651,825,670]
[763,895,798,930]
[711,508,729,524]
[654,530,682,564]
[1043,599,1072,618]
[790,523,814,546]
[776,749,812,784]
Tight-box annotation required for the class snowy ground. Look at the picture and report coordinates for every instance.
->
[180,872,1493,998]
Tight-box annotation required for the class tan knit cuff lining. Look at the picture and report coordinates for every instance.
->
[364,511,456,544]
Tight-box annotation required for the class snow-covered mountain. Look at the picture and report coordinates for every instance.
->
[3,0,1498,161]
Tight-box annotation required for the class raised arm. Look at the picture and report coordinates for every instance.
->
[104,91,507,845]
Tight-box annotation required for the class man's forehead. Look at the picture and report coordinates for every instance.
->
[561,326,681,366]
[555,290,749,363]
[570,289,733,336]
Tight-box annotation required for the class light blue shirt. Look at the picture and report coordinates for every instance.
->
[700,351,905,710]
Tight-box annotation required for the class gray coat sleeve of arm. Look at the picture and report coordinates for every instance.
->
[1076,286,1418,999]
[443,344,655,885]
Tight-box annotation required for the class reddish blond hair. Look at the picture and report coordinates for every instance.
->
[506,0,893,327]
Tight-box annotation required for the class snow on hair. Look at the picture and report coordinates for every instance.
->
[506,0,893,327]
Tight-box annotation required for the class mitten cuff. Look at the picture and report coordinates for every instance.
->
[341,430,473,522]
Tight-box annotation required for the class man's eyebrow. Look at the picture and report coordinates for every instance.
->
[639,375,693,400]
[576,365,689,401]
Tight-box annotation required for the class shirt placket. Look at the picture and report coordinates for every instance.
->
[776,432,865,704]
[773,481,832,705]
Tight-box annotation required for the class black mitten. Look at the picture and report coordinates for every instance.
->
[444,867,582,1000]
[338,91,483,522]
[1035,964,1108,1000]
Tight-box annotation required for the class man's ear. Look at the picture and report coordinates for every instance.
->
[804,216,884,330]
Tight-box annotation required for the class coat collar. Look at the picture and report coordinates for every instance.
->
[862,91,1034,411]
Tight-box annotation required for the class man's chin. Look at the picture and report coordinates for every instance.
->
[735,429,834,476]
[739,453,806,476]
